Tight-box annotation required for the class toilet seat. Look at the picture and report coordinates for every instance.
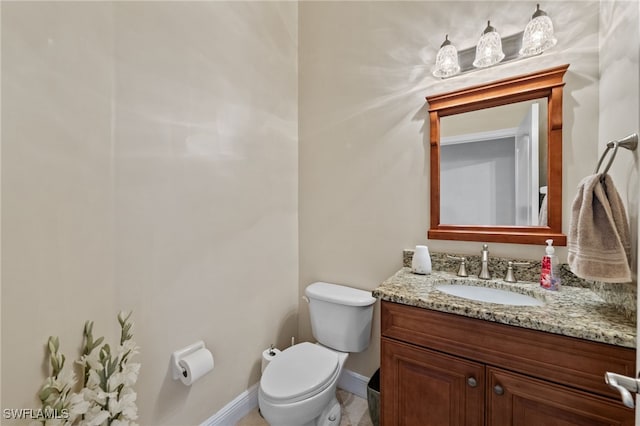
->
[260,342,340,404]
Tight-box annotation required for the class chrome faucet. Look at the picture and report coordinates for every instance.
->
[478,244,491,279]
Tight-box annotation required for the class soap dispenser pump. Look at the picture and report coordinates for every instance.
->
[540,239,560,291]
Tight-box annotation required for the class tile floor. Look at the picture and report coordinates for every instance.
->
[236,389,374,426]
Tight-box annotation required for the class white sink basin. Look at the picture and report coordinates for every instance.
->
[435,284,544,306]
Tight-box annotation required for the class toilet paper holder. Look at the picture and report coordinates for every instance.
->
[171,340,206,380]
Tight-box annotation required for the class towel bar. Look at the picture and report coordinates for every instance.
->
[594,132,638,175]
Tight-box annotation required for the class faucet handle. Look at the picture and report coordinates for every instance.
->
[480,244,490,261]
[447,255,468,277]
[504,261,530,283]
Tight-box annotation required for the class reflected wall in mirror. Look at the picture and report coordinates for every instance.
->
[440,98,548,226]
[427,65,569,245]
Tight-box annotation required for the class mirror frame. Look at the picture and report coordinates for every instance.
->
[426,64,569,245]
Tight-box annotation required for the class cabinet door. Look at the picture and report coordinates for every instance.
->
[381,337,484,426]
[487,367,635,426]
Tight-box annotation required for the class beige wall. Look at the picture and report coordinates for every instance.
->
[3,1,639,424]
[298,1,602,377]
[1,1,119,419]
[1,2,298,425]
[599,0,639,283]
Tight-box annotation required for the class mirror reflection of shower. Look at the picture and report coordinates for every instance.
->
[440,98,547,226]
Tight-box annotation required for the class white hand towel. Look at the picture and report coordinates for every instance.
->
[567,173,631,283]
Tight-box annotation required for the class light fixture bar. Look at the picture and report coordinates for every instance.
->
[439,31,525,79]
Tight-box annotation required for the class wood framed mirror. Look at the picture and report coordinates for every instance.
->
[427,64,569,245]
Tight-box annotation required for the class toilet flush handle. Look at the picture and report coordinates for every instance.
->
[302,295,310,303]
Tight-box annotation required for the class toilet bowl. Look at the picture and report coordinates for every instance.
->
[259,342,347,426]
[258,282,376,426]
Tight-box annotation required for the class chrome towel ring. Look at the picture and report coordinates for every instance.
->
[594,133,638,175]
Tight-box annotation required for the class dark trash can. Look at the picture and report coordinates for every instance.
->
[367,368,380,426]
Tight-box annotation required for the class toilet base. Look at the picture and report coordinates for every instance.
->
[282,396,341,426]
[259,392,342,426]
[315,396,341,426]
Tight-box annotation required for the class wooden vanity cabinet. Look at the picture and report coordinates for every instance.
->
[380,301,635,426]
[382,338,485,426]
[486,367,634,426]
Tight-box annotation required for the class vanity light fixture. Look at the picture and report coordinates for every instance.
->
[431,4,557,79]
[432,35,461,78]
[520,3,557,57]
[472,21,505,68]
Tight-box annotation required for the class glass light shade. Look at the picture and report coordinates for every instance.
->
[473,23,505,68]
[432,40,460,78]
[520,6,557,57]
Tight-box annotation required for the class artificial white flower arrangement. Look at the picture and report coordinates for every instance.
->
[35,312,140,426]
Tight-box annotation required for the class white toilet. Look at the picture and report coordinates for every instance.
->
[258,282,376,426]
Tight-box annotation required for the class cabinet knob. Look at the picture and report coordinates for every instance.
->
[494,384,504,395]
[467,377,477,387]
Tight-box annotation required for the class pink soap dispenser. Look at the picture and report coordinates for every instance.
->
[540,239,560,291]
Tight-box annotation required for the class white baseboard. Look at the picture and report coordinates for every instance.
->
[202,369,371,425]
[201,383,259,426]
[337,368,370,400]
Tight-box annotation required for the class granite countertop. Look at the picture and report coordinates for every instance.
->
[373,268,636,348]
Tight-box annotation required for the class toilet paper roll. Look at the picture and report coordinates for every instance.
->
[261,347,281,373]
[178,348,214,386]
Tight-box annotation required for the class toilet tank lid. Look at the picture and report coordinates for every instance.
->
[305,282,376,307]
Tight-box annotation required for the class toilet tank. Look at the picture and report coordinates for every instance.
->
[305,282,376,353]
